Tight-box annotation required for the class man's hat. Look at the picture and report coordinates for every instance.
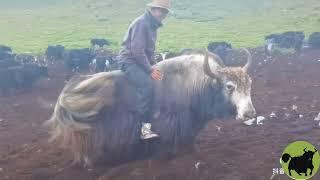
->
[147,0,172,13]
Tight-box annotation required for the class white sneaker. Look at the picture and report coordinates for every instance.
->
[141,123,159,140]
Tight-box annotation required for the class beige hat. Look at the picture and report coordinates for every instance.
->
[147,0,172,12]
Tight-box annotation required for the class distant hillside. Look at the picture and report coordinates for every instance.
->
[0,0,319,53]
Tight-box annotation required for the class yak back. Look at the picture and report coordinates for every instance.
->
[58,70,141,123]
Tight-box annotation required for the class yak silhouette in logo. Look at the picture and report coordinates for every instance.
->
[282,148,317,176]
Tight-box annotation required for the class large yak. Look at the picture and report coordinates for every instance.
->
[45,49,256,166]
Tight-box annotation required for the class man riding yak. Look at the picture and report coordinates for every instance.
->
[45,0,256,167]
[118,0,172,139]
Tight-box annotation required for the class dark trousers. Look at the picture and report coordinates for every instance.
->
[121,63,153,122]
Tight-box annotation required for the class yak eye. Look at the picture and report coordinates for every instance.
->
[226,82,236,91]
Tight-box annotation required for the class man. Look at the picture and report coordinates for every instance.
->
[118,0,171,139]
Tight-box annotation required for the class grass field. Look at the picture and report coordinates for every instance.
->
[0,0,319,53]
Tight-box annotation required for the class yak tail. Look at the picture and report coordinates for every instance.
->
[43,72,115,165]
[281,153,291,163]
[43,94,93,165]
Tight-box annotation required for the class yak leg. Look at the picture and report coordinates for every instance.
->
[310,166,314,175]
[152,106,196,159]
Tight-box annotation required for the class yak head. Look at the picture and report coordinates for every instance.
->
[203,48,256,121]
[303,147,317,161]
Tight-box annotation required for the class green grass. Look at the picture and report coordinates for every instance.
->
[0,0,319,53]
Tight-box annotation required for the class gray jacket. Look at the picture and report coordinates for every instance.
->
[118,10,162,74]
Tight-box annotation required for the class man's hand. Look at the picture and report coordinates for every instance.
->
[151,68,163,80]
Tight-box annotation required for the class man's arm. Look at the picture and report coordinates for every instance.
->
[130,21,153,74]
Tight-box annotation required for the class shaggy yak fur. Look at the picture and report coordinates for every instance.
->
[45,49,256,166]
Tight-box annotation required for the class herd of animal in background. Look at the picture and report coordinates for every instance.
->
[0,31,320,94]
[0,46,49,94]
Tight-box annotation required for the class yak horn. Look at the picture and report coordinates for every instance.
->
[242,48,252,72]
[207,51,226,68]
[203,49,219,79]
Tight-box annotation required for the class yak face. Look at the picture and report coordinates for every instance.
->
[203,48,256,121]
[303,148,317,161]
[218,67,255,120]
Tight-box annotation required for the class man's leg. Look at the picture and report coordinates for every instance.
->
[121,63,158,139]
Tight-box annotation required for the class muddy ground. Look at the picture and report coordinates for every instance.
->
[0,49,320,180]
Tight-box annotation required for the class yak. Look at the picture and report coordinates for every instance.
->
[90,38,110,48]
[265,31,305,51]
[0,45,11,53]
[0,58,20,69]
[308,32,320,48]
[0,45,13,60]
[207,41,232,62]
[89,48,117,73]
[45,49,256,167]
[45,45,65,62]
[63,48,94,79]
[0,64,49,94]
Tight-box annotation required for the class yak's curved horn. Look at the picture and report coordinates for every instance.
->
[242,48,252,72]
[207,51,226,68]
[203,49,219,79]
[304,147,307,152]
